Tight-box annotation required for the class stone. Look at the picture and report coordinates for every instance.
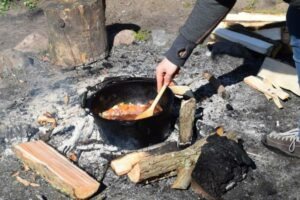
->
[0,49,32,81]
[151,29,169,46]
[113,30,135,46]
[14,32,48,54]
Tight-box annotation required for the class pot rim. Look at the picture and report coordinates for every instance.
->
[85,76,174,122]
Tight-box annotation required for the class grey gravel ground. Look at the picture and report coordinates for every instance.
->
[1,41,300,200]
[1,8,300,200]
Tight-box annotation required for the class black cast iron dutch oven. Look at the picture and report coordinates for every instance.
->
[81,76,175,150]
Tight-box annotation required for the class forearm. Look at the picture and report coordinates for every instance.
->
[165,0,236,66]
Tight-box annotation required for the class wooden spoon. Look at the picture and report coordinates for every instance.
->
[135,84,168,120]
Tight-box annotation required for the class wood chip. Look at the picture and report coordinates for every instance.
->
[30,182,40,187]
[64,95,69,105]
[67,152,78,162]
[16,176,31,186]
[215,126,224,136]
[23,164,30,171]
[37,114,57,128]
[11,171,20,177]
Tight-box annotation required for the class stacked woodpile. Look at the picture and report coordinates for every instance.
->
[209,13,300,109]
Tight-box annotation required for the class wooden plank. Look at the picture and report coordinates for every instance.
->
[13,140,100,199]
[254,28,282,41]
[224,13,285,22]
[262,79,274,100]
[214,28,274,55]
[258,57,300,96]
[244,76,284,109]
[244,76,289,100]
[263,78,289,100]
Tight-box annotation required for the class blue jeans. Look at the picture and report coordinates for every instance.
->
[287,6,300,136]
[290,35,300,85]
[287,6,300,84]
[290,36,300,136]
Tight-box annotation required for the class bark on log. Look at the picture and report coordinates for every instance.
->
[13,140,100,199]
[127,137,208,183]
[178,98,196,146]
[111,141,178,176]
[44,0,108,68]
[127,133,237,183]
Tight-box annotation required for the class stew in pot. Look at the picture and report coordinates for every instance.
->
[99,101,163,121]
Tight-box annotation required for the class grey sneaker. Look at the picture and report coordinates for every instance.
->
[262,128,300,158]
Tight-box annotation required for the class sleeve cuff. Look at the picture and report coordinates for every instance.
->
[165,34,197,67]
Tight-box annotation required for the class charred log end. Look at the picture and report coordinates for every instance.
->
[191,135,256,199]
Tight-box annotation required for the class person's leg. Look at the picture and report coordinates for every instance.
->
[290,35,300,88]
[287,6,300,139]
[262,6,300,158]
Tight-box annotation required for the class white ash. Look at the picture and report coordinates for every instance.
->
[78,150,109,181]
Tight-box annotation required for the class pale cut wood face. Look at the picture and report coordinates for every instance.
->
[13,140,100,199]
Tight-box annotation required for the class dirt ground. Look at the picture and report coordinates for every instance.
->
[1,0,299,200]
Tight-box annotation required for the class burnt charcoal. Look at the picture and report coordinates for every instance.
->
[192,135,256,199]
[26,126,39,141]
[195,121,215,138]
[0,137,6,152]
[102,62,114,69]
[193,51,200,56]
[226,104,234,111]
[195,107,204,120]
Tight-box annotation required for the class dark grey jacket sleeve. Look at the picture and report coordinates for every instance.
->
[165,0,236,67]
[284,0,300,8]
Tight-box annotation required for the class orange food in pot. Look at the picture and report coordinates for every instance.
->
[100,101,163,121]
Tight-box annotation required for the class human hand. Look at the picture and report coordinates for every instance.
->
[156,58,179,91]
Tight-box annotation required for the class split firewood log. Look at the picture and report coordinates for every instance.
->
[110,141,179,176]
[127,138,207,183]
[127,133,237,184]
[14,140,100,199]
[178,98,196,146]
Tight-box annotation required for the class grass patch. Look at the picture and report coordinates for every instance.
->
[182,2,192,8]
[0,0,11,12]
[0,0,38,12]
[23,0,38,9]
[134,30,151,42]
